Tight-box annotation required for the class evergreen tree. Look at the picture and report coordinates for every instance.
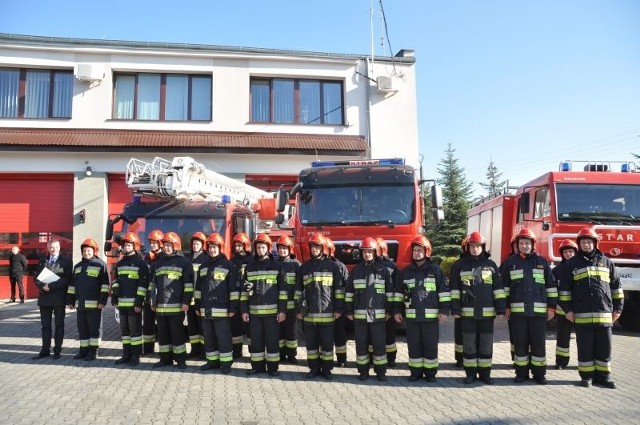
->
[479,158,506,198]
[426,142,473,260]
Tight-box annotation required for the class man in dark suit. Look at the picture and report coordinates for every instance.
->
[33,239,73,359]
[8,246,28,303]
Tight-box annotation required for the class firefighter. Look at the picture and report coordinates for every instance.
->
[500,233,519,363]
[375,237,400,368]
[231,232,253,359]
[142,229,164,355]
[559,228,623,389]
[450,231,506,385]
[67,238,110,361]
[275,235,301,364]
[296,233,344,380]
[186,231,207,359]
[325,237,349,368]
[346,237,396,382]
[240,233,286,376]
[195,233,238,374]
[149,232,193,369]
[111,232,149,366]
[553,239,578,369]
[396,235,450,382]
[503,228,556,385]
[453,237,468,368]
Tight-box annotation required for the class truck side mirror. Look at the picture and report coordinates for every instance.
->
[275,213,285,225]
[430,185,443,209]
[520,193,530,214]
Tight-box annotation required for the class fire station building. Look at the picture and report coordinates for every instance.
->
[0,33,419,298]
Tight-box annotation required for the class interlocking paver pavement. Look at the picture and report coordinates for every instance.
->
[1,300,638,424]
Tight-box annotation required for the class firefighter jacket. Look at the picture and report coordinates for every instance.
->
[188,251,207,305]
[552,260,570,316]
[450,254,506,319]
[278,255,301,311]
[240,255,286,317]
[111,253,149,310]
[345,259,397,322]
[232,253,253,282]
[148,253,194,315]
[194,253,239,318]
[67,257,110,309]
[377,255,399,283]
[399,259,450,321]
[502,252,556,317]
[559,249,623,327]
[295,256,345,324]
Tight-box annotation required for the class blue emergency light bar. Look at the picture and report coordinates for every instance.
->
[311,158,405,167]
[560,160,635,173]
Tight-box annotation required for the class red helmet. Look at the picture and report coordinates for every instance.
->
[206,233,225,250]
[375,237,388,256]
[558,239,578,254]
[276,236,295,251]
[81,238,99,255]
[253,233,272,250]
[122,232,141,251]
[516,228,537,243]
[467,231,486,245]
[162,232,182,251]
[233,233,251,252]
[308,233,327,249]
[360,237,378,254]
[325,237,336,257]
[191,232,207,245]
[577,227,599,246]
[148,229,164,243]
[411,235,432,257]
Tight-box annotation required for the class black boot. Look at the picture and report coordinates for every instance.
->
[84,350,97,361]
[73,348,89,360]
[115,344,131,365]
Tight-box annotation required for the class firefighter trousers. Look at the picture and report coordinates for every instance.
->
[156,314,187,364]
[249,315,280,372]
[461,318,494,378]
[142,303,156,354]
[508,318,515,360]
[201,317,233,369]
[511,315,547,379]
[575,324,612,382]
[77,309,102,355]
[354,321,386,374]
[385,318,397,365]
[304,322,334,373]
[333,314,348,363]
[119,309,142,358]
[186,306,204,355]
[454,317,463,363]
[406,320,439,378]
[555,314,573,367]
[279,309,298,359]
[230,313,245,358]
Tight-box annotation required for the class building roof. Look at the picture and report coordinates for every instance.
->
[0,128,368,155]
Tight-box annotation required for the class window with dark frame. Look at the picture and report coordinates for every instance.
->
[0,68,73,119]
[250,77,344,125]
[113,73,212,121]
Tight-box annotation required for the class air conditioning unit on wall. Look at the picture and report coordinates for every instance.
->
[75,64,103,83]
[376,76,394,92]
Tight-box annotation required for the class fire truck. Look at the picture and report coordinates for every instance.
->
[276,158,443,270]
[104,156,279,259]
[467,160,640,331]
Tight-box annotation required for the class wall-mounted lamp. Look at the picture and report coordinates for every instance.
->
[85,161,92,177]
[78,209,86,224]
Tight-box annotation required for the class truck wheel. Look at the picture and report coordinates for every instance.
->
[618,291,640,332]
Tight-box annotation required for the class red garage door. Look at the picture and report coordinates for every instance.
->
[0,174,73,299]
[108,174,132,220]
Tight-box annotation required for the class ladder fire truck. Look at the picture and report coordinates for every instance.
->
[105,156,280,259]
[467,160,640,331]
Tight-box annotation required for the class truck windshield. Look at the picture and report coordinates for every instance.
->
[124,217,226,253]
[556,183,640,224]
[297,184,415,226]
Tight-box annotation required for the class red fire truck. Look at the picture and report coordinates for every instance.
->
[467,160,640,331]
[276,158,443,270]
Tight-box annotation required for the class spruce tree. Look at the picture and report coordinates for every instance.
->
[479,158,506,198]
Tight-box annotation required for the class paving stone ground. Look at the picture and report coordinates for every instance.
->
[1,300,638,424]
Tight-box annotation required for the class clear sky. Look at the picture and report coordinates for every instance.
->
[2,0,639,196]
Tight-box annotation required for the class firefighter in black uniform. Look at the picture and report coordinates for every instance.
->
[296,233,344,380]
[560,227,623,389]
[503,228,556,385]
[325,237,349,368]
[195,233,238,373]
[112,232,149,366]
[450,231,506,385]
[375,237,400,368]
[553,239,577,369]
[346,237,396,382]
[67,238,110,361]
[231,232,253,359]
[241,233,286,376]
[453,237,468,367]
[149,232,193,369]
[397,235,450,382]
[142,229,164,355]
[500,234,519,363]
[186,232,207,359]
[275,235,301,364]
